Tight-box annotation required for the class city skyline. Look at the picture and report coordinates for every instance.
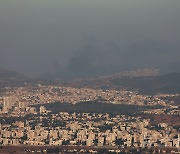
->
[0,1,180,153]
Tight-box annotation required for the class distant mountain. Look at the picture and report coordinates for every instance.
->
[62,71,180,95]
[111,72,180,94]
[0,67,31,88]
[97,69,160,79]
[0,67,56,90]
[0,67,25,80]
[0,67,179,95]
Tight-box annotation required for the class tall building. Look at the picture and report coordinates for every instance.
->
[40,106,46,114]
[19,102,26,109]
[3,96,12,111]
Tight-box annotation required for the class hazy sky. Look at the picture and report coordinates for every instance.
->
[0,0,180,79]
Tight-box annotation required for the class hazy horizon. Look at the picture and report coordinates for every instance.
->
[0,0,180,79]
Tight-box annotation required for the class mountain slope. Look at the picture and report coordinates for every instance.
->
[0,67,28,81]
[62,72,180,94]
[111,73,180,94]
[0,67,31,89]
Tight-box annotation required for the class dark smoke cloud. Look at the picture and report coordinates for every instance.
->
[42,38,179,81]
[42,37,100,80]
[0,0,180,79]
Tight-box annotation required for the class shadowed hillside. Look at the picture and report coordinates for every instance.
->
[0,67,30,88]
[62,72,180,94]
[111,73,180,94]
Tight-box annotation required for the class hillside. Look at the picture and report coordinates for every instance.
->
[111,73,180,94]
[0,67,30,88]
[0,67,179,95]
[62,72,180,94]
[0,67,24,80]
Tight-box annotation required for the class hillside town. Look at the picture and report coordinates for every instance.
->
[0,84,174,107]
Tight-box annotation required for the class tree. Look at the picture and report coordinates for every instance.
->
[115,138,124,146]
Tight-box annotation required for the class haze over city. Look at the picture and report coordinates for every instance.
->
[0,1,180,153]
[0,0,180,80]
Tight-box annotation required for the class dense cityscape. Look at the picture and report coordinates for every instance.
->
[1,0,180,153]
[0,84,179,153]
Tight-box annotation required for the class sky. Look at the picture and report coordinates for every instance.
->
[0,0,180,79]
